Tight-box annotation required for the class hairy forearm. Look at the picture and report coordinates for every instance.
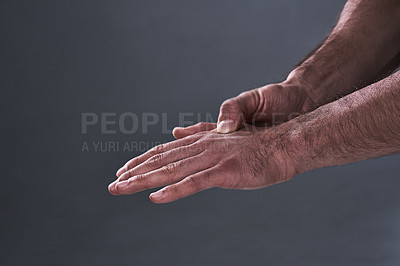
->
[287,0,400,110]
[285,71,400,173]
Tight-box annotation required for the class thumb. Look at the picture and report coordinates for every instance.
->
[217,90,260,134]
[217,99,245,134]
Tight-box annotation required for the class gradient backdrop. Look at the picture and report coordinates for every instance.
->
[2,0,400,265]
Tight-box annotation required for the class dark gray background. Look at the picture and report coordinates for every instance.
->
[2,0,400,265]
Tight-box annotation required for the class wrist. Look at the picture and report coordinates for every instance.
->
[256,122,312,180]
[272,117,319,176]
[284,68,320,113]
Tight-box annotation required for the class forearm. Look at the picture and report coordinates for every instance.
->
[285,71,400,173]
[287,0,400,110]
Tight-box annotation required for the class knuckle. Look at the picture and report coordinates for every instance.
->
[127,169,135,178]
[134,174,152,190]
[238,90,253,98]
[194,131,208,138]
[164,184,178,195]
[197,122,207,127]
[148,153,164,165]
[162,162,178,175]
[156,143,165,152]
[150,143,165,154]
[219,99,241,120]
[186,176,200,189]
[120,170,132,180]
[134,174,150,189]
[135,174,146,182]
[188,132,208,146]
[187,174,208,189]
[220,99,236,110]
[203,171,212,183]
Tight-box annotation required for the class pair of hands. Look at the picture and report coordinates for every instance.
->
[108,80,313,203]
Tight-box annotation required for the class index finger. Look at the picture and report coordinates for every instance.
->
[115,133,204,177]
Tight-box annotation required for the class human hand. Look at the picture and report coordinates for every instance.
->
[173,79,314,139]
[108,127,300,203]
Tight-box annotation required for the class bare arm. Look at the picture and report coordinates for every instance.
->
[290,0,400,109]
[109,71,400,203]
[174,0,400,136]
[109,0,400,203]
[288,71,400,173]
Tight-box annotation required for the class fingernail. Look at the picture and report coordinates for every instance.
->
[150,190,163,200]
[172,127,183,135]
[116,180,129,189]
[217,120,235,134]
[108,182,115,191]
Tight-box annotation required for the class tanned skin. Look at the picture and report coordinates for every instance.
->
[109,0,400,203]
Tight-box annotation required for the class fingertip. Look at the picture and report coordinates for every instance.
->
[173,126,184,132]
[108,182,119,195]
[172,127,184,139]
[149,190,165,203]
[116,166,127,177]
